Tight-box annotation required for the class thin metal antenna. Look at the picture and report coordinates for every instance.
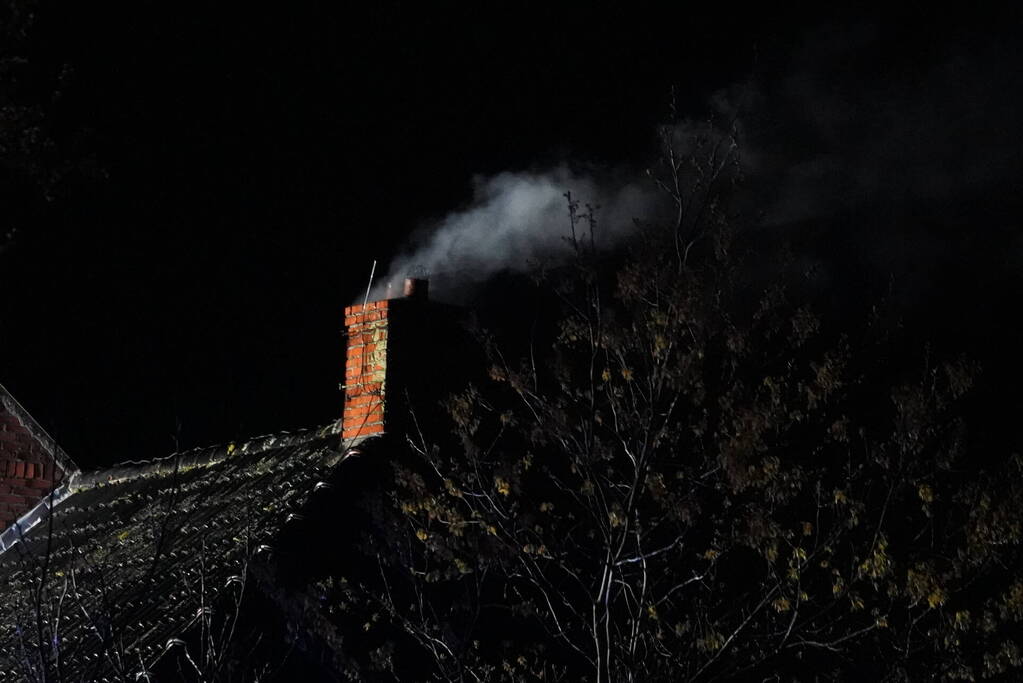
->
[362,260,377,310]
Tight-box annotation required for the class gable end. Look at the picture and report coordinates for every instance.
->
[0,385,78,532]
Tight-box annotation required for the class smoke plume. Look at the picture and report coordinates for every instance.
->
[368,167,659,302]
[369,22,1023,308]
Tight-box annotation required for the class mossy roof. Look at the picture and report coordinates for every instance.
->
[0,423,349,681]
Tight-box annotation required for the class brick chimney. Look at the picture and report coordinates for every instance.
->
[341,278,431,441]
[0,385,78,532]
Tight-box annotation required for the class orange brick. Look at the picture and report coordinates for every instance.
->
[346,394,382,407]
[344,405,385,420]
[347,379,384,390]
[343,417,384,431]
[344,300,390,316]
[343,423,383,439]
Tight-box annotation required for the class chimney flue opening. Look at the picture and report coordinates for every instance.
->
[403,277,428,300]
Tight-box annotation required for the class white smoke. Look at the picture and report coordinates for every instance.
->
[368,166,658,302]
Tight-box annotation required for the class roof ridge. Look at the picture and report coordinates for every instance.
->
[68,419,347,491]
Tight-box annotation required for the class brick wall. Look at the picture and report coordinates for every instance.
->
[0,406,64,531]
[342,299,390,440]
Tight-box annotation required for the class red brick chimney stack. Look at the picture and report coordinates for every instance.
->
[341,278,428,441]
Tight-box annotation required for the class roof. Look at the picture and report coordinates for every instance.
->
[0,422,353,681]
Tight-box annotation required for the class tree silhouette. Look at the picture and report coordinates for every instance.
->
[319,125,1023,682]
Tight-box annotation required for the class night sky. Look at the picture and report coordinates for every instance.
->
[1,4,1021,468]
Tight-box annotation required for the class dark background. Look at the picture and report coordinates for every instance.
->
[1,3,1021,468]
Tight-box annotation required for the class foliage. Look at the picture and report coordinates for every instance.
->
[320,126,1023,682]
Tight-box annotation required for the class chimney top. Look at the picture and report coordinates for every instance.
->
[403,277,428,300]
